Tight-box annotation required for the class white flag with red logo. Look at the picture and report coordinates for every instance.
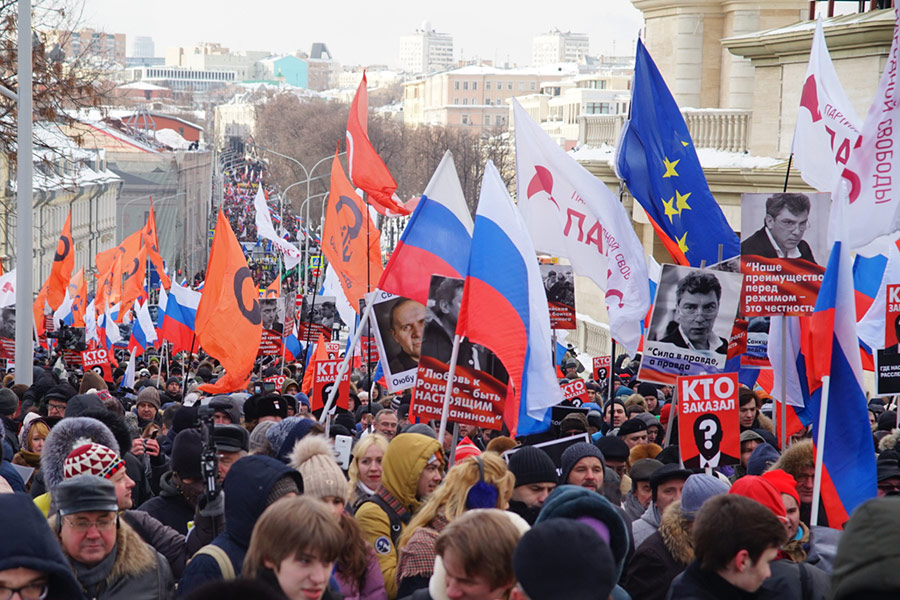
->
[513,100,649,353]
[832,8,900,250]
[792,17,861,193]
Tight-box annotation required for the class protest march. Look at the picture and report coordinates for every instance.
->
[8,6,900,600]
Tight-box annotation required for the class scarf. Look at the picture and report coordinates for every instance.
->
[16,449,41,468]
[72,543,118,599]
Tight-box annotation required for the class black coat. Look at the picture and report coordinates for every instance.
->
[667,560,756,600]
[138,471,195,535]
[741,226,817,264]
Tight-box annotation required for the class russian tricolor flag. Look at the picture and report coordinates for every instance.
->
[794,236,876,528]
[378,151,473,305]
[456,161,563,436]
[161,281,201,354]
[129,300,158,357]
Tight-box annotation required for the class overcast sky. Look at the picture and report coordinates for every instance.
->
[80,0,644,68]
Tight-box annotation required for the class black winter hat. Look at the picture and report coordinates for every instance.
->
[617,418,648,437]
[630,458,664,482]
[560,442,605,484]
[649,463,692,493]
[514,518,617,600]
[637,382,658,397]
[214,424,249,453]
[0,388,17,415]
[878,411,897,432]
[172,429,203,480]
[173,405,199,433]
[508,446,557,487]
[594,436,630,462]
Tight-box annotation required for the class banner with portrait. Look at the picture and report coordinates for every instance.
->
[410,275,509,431]
[0,307,14,360]
[540,263,576,329]
[638,264,743,385]
[741,192,830,316]
[298,295,337,342]
[258,297,284,356]
[371,290,424,392]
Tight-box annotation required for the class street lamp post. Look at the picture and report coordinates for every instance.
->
[15,0,33,384]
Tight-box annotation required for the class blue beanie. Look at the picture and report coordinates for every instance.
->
[560,442,606,484]
[265,417,318,462]
[680,474,730,520]
[747,442,781,476]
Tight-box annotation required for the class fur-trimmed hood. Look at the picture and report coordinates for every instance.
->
[41,416,119,493]
[773,439,813,479]
[756,412,775,435]
[51,515,159,581]
[658,501,693,566]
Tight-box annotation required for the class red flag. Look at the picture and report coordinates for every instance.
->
[143,199,171,289]
[96,229,141,278]
[346,73,409,216]
[47,210,74,310]
[302,334,328,395]
[263,277,280,298]
[120,245,148,310]
[322,153,384,310]
[68,269,87,327]
[33,279,49,337]
[196,210,262,394]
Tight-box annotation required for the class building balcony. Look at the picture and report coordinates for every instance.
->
[577,108,751,153]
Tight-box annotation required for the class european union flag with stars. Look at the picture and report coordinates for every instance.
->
[616,39,739,267]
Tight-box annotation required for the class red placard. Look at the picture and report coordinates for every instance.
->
[325,342,340,358]
[677,373,740,469]
[81,348,112,381]
[886,284,900,347]
[592,356,611,381]
[741,257,824,316]
[265,375,287,390]
[411,355,507,431]
[312,359,349,411]
[560,379,589,406]
[727,319,748,361]
[361,337,379,364]
[258,330,282,356]
[0,338,13,360]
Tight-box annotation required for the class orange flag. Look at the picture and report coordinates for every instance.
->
[196,210,262,394]
[109,252,125,318]
[96,229,141,278]
[263,277,280,299]
[142,199,171,289]
[47,210,74,310]
[68,268,87,327]
[322,152,384,310]
[346,72,409,216]
[301,333,328,395]
[120,245,148,309]
[94,252,120,315]
[33,278,49,337]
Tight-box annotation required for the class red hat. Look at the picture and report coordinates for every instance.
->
[454,436,482,462]
[660,404,672,426]
[761,469,800,506]
[729,475,787,522]
[64,442,125,480]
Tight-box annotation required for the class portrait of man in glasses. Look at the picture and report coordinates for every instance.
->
[658,271,728,355]
[741,193,817,264]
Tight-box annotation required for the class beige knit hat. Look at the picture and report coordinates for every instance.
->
[289,435,347,502]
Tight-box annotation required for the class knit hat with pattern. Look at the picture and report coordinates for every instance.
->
[63,441,124,480]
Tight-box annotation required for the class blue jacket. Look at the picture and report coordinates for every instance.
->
[0,493,84,599]
[0,434,25,493]
[177,455,303,596]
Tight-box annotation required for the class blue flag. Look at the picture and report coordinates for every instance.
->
[616,39,739,267]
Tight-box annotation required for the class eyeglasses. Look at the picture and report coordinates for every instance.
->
[64,515,116,532]
[0,582,49,600]
[47,403,66,414]
[878,483,900,494]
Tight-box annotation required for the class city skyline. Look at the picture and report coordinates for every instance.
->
[81,0,644,68]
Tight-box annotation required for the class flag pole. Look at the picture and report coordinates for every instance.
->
[298,263,325,383]
[608,339,616,406]
[810,374,830,527]
[662,384,677,447]
[319,296,378,423]
[437,335,463,446]
[780,317,788,450]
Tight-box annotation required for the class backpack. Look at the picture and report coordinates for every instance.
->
[359,494,409,547]
[192,544,235,580]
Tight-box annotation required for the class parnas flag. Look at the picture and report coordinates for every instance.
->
[616,39,739,267]
[456,161,562,436]
[514,100,649,354]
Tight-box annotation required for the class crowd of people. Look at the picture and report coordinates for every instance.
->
[0,345,897,600]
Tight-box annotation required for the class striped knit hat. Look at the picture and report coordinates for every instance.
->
[63,441,125,480]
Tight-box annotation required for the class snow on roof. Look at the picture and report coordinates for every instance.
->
[117,81,169,91]
[447,62,580,77]
[155,128,191,150]
[725,8,892,41]
[568,144,784,170]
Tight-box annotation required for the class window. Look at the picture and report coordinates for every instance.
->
[530,82,536,90]
[462,114,469,124]
[455,81,459,90]
[463,81,468,90]
[473,81,477,90]
[486,81,491,90]
[585,102,611,114]
[454,98,459,105]
[473,97,477,105]
[518,82,525,91]
[507,82,513,90]
[463,98,468,105]
[485,98,491,106]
